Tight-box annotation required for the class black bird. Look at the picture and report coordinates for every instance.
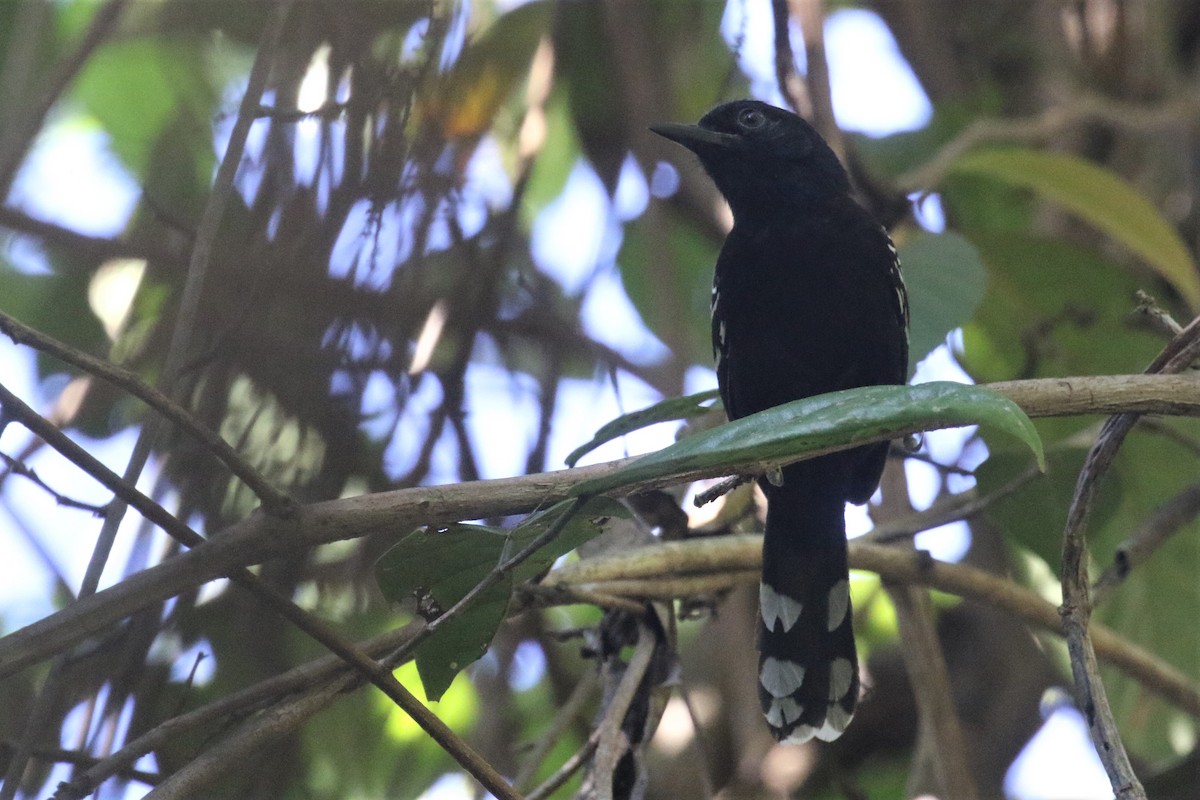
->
[652,101,909,743]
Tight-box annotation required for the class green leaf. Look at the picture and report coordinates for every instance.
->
[957,231,1166,384]
[617,207,718,366]
[948,148,1200,309]
[565,389,720,467]
[899,230,987,367]
[575,382,1044,496]
[72,37,215,178]
[374,497,624,700]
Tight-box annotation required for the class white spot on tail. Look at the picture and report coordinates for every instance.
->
[760,657,806,698]
[828,658,854,702]
[765,696,804,729]
[826,579,850,632]
[815,702,854,741]
[782,703,855,744]
[760,584,803,631]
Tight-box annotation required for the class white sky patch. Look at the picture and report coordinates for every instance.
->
[911,192,946,232]
[1006,706,1113,800]
[581,268,670,366]
[548,372,678,469]
[11,121,138,236]
[460,358,542,480]
[825,10,932,135]
[462,135,515,237]
[614,154,649,221]
[721,0,793,107]
[531,161,618,294]
[418,774,474,800]
[509,640,547,691]
[684,364,719,394]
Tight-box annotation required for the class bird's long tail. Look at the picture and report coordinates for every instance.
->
[757,463,859,743]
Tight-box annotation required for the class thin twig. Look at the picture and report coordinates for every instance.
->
[896,95,1200,193]
[692,474,751,507]
[0,380,521,800]
[55,623,422,799]
[0,310,295,516]
[790,0,844,160]
[514,671,599,793]
[877,463,978,800]
[865,466,1039,544]
[1093,483,1200,605]
[516,583,646,615]
[525,736,599,800]
[0,452,108,514]
[0,206,182,264]
[1132,290,1184,338]
[1059,315,1200,800]
[770,0,808,117]
[594,621,658,800]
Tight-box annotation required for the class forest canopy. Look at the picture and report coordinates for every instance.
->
[0,2,1199,799]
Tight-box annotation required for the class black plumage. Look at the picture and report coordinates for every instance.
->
[652,100,909,742]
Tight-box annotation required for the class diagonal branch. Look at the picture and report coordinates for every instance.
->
[1058,314,1200,800]
[0,309,294,516]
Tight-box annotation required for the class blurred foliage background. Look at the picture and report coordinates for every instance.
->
[1,0,1199,798]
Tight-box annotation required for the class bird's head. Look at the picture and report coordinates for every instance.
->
[651,100,850,218]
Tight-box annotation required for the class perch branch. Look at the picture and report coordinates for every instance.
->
[3,374,1199,681]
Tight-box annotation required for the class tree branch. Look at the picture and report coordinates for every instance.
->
[542,535,1200,719]
[1059,315,1200,800]
[896,95,1200,193]
[3,374,1198,680]
[0,309,295,516]
[1092,482,1200,605]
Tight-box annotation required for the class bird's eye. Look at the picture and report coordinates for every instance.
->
[737,108,767,130]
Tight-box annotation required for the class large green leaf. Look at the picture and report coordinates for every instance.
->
[617,206,718,367]
[72,36,215,179]
[958,231,1166,384]
[899,230,987,368]
[575,382,1044,496]
[565,388,720,467]
[375,497,624,700]
[948,148,1200,309]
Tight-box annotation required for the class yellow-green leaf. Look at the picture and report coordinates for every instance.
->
[949,148,1200,308]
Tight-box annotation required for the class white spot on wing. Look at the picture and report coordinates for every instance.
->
[760,657,806,698]
[826,578,850,632]
[760,583,803,631]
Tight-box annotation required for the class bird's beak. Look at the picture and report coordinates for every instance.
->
[650,122,737,152]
